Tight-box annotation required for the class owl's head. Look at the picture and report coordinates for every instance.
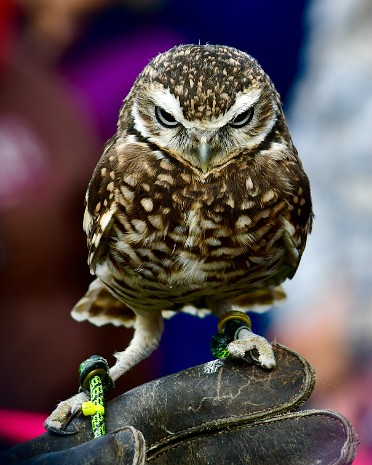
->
[121,44,286,174]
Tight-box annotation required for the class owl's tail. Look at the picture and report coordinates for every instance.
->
[230,285,287,313]
[71,278,136,328]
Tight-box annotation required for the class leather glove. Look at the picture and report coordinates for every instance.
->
[4,344,358,465]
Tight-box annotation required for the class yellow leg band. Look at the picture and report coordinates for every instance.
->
[82,401,105,416]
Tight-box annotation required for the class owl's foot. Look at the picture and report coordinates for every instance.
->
[227,329,276,369]
[44,391,88,435]
[211,310,276,369]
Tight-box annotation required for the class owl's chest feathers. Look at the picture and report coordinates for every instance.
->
[109,169,290,291]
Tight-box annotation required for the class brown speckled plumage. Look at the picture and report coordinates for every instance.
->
[76,45,312,328]
[45,45,313,431]
[143,45,267,121]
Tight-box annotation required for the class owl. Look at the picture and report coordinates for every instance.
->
[46,44,312,431]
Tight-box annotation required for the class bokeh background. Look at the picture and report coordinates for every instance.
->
[1,0,371,462]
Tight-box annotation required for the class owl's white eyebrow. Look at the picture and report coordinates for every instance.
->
[231,92,261,116]
[151,88,185,122]
[212,91,261,128]
[150,87,261,130]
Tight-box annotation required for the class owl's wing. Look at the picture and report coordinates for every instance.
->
[231,156,313,311]
[78,137,137,327]
[83,136,119,273]
[282,159,313,279]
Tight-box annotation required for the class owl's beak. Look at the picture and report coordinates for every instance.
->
[197,136,211,173]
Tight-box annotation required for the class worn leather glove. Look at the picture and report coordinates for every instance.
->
[4,344,358,465]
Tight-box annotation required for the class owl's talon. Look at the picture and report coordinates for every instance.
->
[227,332,276,369]
[44,391,88,434]
[45,424,79,436]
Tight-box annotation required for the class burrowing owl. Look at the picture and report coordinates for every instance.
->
[46,44,312,430]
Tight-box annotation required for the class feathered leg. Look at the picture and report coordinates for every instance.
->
[44,310,164,432]
[109,310,163,381]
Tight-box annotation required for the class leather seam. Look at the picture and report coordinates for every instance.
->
[147,412,347,462]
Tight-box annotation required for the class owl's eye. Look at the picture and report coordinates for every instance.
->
[230,107,254,128]
[155,106,179,128]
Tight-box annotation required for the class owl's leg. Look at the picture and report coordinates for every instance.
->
[213,307,276,369]
[44,310,164,432]
[109,309,164,381]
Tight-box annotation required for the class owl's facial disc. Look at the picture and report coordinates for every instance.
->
[132,85,273,173]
